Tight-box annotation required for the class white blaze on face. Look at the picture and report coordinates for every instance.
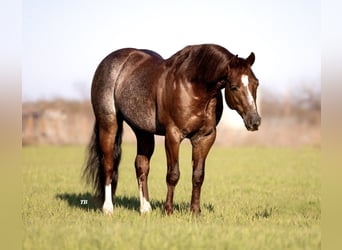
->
[241,74,249,87]
[103,184,114,215]
[241,74,256,110]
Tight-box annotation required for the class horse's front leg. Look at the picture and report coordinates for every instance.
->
[190,130,216,215]
[164,128,181,215]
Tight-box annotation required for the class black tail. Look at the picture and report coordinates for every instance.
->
[82,122,123,202]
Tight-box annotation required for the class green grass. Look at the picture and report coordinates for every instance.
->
[22,144,320,249]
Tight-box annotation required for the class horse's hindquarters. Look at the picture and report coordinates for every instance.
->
[113,52,164,134]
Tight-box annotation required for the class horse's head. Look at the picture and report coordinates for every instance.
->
[224,53,261,131]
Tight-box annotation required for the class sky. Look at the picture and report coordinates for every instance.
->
[22,0,320,101]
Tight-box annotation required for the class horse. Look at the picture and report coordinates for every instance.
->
[83,44,261,216]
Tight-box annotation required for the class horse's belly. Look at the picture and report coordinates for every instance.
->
[122,106,158,134]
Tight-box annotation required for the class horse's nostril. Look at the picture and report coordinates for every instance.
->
[254,116,261,126]
[251,117,261,131]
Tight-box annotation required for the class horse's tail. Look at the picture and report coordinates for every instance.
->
[83,121,123,202]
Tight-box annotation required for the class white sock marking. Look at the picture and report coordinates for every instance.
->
[139,182,152,214]
[103,184,113,215]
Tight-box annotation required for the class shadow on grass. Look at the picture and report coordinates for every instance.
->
[56,192,214,214]
[150,200,215,214]
[55,192,99,211]
[55,193,141,212]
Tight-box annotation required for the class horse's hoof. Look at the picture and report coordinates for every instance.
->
[190,205,201,216]
[140,200,152,214]
[102,202,113,215]
[164,205,173,215]
[140,206,152,214]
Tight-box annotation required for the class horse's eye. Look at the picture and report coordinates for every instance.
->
[230,85,238,91]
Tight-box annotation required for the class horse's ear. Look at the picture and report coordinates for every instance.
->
[246,52,255,66]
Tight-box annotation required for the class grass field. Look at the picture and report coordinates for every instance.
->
[22,143,320,249]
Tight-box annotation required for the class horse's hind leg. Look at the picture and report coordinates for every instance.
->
[134,130,155,214]
[98,114,122,215]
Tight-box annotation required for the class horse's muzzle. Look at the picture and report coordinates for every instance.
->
[244,113,261,131]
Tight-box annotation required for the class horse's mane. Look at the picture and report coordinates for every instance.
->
[166,44,235,84]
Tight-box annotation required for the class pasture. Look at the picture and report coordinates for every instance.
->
[22,144,320,249]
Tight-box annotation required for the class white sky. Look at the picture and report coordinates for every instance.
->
[22,0,320,101]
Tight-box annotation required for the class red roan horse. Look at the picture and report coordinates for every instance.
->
[83,44,261,215]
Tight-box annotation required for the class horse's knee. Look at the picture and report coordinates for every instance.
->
[192,169,204,187]
[167,167,180,186]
